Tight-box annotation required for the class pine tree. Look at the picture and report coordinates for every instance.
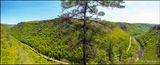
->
[60,0,125,65]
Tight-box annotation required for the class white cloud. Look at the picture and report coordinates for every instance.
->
[98,1,160,24]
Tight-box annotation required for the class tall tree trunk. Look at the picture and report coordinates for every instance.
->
[83,2,87,65]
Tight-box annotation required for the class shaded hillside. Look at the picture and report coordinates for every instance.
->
[116,23,155,35]
[1,24,51,64]
[136,25,160,64]
[10,19,140,64]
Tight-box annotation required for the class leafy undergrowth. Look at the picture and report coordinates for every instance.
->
[10,18,140,64]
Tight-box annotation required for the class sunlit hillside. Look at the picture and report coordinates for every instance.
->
[9,18,158,64]
[1,24,68,64]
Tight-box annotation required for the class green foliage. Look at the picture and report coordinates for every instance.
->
[61,1,125,65]
[136,25,160,64]
[1,24,51,64]
[117,23,155,35]
[10,19,140,64]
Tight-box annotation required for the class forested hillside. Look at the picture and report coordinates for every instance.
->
[1,18,158,64]
[117,22,155,35]
[1,24,70,64]
[9,18,147,64]
[1,24,52,64]
[136,25,160,64]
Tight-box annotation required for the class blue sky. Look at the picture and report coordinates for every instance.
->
[1,1,61,24]
[1,1,160,24]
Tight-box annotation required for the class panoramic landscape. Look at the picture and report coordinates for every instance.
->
[1,0,160,65]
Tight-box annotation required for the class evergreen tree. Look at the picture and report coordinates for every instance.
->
[60,0,125,65]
